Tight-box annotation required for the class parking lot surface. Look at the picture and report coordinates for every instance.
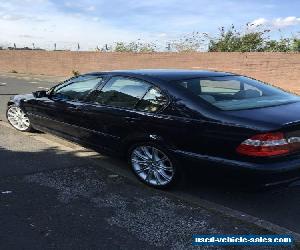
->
[1,73,300,249]
[0,123,275,250]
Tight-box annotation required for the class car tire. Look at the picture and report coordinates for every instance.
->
[6,105,33,132]
[128,142,182,189]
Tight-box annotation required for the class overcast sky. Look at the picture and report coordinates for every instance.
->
[0,0,299,50]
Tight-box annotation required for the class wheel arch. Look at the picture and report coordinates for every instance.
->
[120,133,177,158]
[7,100,16,106]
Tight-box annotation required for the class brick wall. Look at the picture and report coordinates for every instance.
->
[0,51,299,92]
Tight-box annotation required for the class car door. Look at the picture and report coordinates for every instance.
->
[25,75,104,139]
[80,76,169,151]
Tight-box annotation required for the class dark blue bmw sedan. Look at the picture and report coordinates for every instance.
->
[6,69,300,188]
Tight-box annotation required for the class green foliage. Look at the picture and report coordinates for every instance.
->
[292,39,300,52]
[171,32,205,52]
[208,26,240,52]
[114,42,131,52]
[1,26,299,53]
[208,25,300,52]
[114,41,156,52]
[239,32,266,52]
[264,38,291,52]
[72,70,80,77]
[208,25,267,52]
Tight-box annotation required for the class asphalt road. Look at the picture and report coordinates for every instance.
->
[0,73,62,121]
[1,73,300,244]
[2,124,275,250]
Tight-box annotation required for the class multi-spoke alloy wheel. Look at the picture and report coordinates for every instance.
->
[7,106,31,131]
[131,145,175,187]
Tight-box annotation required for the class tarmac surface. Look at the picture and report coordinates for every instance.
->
[0,122,275,250]
[0,72,300,249]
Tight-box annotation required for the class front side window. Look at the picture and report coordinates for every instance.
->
[91,77,151,108]
[52,76,102,101]
[173,76,300,111]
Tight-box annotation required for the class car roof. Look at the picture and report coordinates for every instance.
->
[86,69,235,81]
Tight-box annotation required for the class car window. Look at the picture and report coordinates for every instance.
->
[52,76,102,101]
[136,87,168,112]
[173,76,300,111]
[91,77,151,108]
[201,79,241,94]
[243,82,263,95]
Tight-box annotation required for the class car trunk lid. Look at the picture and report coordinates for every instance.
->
[223,101,300,130]
[223,102,300,157]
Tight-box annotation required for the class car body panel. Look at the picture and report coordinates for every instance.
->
[7,69,300,186]
[223,101,300,129]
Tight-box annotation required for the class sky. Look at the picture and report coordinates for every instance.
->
[0,0,299,50]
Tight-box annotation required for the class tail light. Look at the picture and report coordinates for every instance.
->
[236,132,300,157]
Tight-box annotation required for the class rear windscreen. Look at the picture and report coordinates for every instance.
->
[173,75,300,111]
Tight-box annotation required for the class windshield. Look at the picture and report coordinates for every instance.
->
[173,75,300,111]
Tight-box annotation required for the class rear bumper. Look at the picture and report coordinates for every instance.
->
[173,150,300,186]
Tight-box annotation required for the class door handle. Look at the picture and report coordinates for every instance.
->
[68,106,81,111]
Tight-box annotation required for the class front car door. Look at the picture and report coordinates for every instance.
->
[25,75,104,139]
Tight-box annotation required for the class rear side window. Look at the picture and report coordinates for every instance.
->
[92,77,151,108]
[201,79,241,94]
[173,76,300,111]
[136,88,168,112]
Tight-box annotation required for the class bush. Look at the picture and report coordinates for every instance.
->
[113,41,156,52]
[208,25,267,52]
[72,70,80,77]
[292,39,300,52]
[171,32,205,52]
[208,25,300,52]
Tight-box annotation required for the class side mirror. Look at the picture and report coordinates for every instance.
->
[33,90,48,98]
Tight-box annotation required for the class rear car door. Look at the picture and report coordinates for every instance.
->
[26,75,104,139]
[81,76,169,151]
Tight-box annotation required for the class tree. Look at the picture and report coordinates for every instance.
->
[239,32,265,52]
[113,41,156,52]
[207,24,300,52]
[264,38,292,52]
[292,39,300,52]
[208,26,240,52]
[170,32,205,52]
[208,25,267,52]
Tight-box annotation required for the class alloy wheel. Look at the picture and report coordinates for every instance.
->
[7,106,31,131]
[131,146,174,186]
